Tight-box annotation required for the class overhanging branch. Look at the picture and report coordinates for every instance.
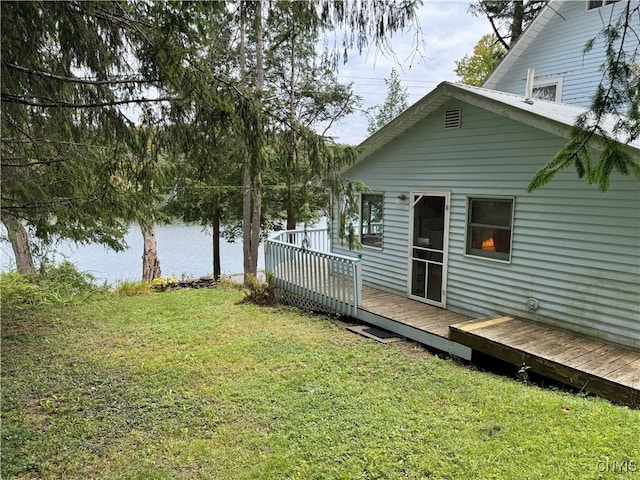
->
[1,93,180,109]
[3,62,157,86]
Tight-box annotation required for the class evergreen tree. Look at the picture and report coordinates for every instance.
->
[0,1,223,274]
[366,68,409,134]
[225,0,421,284]
[264,2,361,231]
[1,0,422,281]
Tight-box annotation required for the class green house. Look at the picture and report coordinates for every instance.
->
[265,0,639,365]
[330,81,639,351]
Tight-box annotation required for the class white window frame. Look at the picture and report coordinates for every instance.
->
[586,0,620,11]
[532,76,563,102]
[465,196,515,263]
[360,192,384,250]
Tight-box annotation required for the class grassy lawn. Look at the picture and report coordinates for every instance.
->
[2,287,639,479]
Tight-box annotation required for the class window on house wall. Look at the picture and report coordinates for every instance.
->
[532,77,563,102]
[587,0,620,10]
[466,197,514,262]
[360,193,384,248]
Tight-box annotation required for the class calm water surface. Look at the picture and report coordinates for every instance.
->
[0,223,264,285]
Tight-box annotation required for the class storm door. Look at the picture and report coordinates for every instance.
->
[409,192,450,307]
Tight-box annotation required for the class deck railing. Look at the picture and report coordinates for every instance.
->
[264,228,361,316]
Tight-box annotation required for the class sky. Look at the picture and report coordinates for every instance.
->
[323,1,493,145]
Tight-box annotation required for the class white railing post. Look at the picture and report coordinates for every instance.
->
[353,259,362,316]
[264,241,272,274]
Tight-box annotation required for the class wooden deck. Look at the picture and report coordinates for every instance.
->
[267,230,639,407]
[360,286,469,338]
[449,316,640,407]
[357,286,474,360]
[356,287,639,408]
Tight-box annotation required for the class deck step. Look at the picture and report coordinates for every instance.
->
[449,317,640,408]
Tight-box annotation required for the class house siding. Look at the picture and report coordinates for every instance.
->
[493,1,638,107]
[333,100,640,350]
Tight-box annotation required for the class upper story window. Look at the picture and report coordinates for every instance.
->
[532,77,563,102]
[587,0,620,10]
[360,193,384,248]
[466,197,514,262]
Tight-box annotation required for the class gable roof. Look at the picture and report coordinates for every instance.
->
[357,81,640,162]
[483,0,565,90]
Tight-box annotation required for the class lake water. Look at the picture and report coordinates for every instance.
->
[0,223,264,285]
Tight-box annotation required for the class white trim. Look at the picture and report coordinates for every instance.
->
[407,191,451,309]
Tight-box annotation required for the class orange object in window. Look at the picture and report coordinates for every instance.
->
[482,236,496,251]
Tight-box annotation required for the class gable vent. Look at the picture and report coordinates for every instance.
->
[444,108,461,129]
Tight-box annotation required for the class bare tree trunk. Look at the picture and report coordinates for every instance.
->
[1,211,36,275]
[286,31,298,234]
[510,0,525,47]
[241,1,264,286]
[212,209,221,280]
[287,206,297,231]
[242,167,262,282]
[140,221,161,282]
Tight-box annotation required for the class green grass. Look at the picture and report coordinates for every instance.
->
[2,288,639,479]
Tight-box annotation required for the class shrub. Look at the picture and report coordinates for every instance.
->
[150,276,179,291]
[216,275,241,291]
[240,272,277,306]
[0,270,42,310]
[1,261,99,311]
[39,261,98,297]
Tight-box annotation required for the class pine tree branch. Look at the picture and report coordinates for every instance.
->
[1,93,180,109]
[488,16,510,50]
[3,62,156,86]
[1,138,111,149]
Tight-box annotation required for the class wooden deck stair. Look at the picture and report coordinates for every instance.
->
[449,316,640,408]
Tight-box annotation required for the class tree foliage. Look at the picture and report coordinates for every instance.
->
[366,68,409,134]
[0,1,223,273]
[1,0,422,280]
[454,34,506,86]
[221,1,421,282]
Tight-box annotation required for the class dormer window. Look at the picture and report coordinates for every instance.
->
[532,76,563,102]
[587,0,620,10]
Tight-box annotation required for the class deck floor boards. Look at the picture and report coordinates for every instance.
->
[358,289,638,406]
[360,286,467,338]
[448,316,639,407]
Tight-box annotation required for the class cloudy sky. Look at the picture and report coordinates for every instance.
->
[323,1,494,145]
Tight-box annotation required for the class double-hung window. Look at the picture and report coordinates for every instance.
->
[360,193,384,248]
[466,197,514,262]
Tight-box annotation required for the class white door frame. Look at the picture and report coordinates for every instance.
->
[407,191,451,308]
